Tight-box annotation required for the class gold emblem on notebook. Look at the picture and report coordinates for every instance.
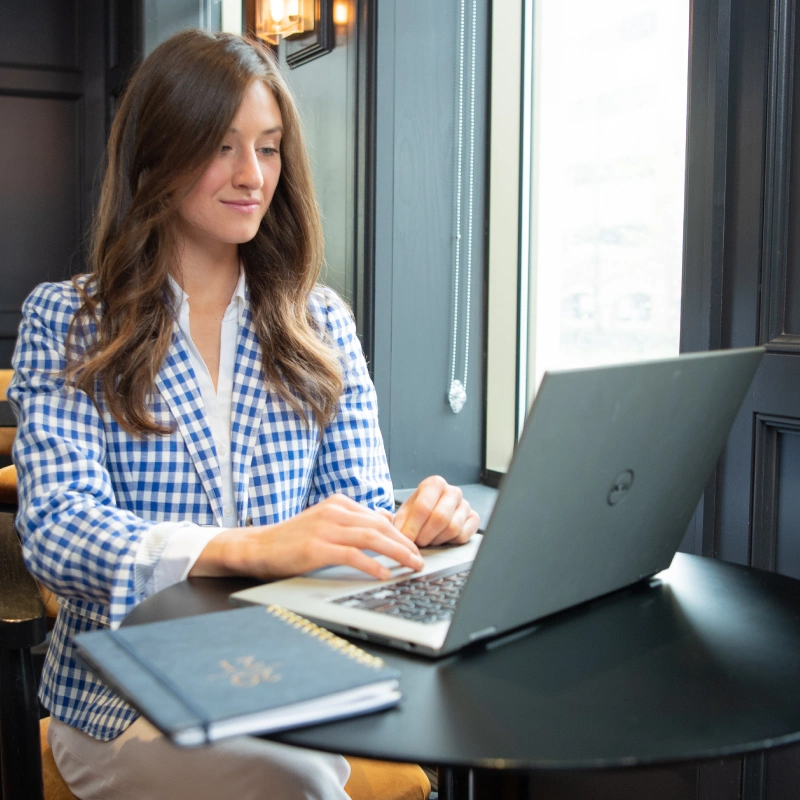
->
[211,657,282,688]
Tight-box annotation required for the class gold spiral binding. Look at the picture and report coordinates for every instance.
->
[265,605,387,670]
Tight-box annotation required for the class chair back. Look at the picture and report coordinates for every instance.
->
[0,370,15,462]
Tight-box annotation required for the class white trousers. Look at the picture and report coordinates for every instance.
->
[49,716,351,800]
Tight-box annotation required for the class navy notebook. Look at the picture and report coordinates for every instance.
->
[75,605,401,746]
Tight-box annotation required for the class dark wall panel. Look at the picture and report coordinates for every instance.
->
[143,0,221,55]
[0,96,81,336]
[775,430,800,578]
[787,252,800,334]
[0,0,78,70]
[375,0,488,488]
[0,0,106,368]
[527,762,699,800]
[682,0,800,797]
[765,743,800,800]
[784,2,800,339]
[712,0,770,567]
[283,23,352,303]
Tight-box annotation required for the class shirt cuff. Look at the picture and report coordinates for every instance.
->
[134,521,225,599]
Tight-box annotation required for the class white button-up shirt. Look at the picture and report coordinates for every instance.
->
[133,272,247,598]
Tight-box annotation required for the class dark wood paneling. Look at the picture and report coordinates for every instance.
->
[680,0,733,556]
[782,0,800,339]
[107,0,144,105]
[754,352,800,412]
[774,428,800,577]
[0,0,79,71]
[351,0,377,361]
[374,0,488,488]
[279,0,487,488]
[761,0,795,346]
[0,0,106,368]
[277,0,377,362]
[681,0,731,360]
[0,68,82,97]
[143,0,219,56]
[752,415,783,571]
[527,763,698,800]
[0,95,81,333]
[765,742,800,800]
[682,0,800,798]
[698,758,745,799]
[751,414,800,572]
[787,252,800,336]
[281,19,351,302]
[391,0,463,482]
[713,0,770,567]
[372,0,397,455]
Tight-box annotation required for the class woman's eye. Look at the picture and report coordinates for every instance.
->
[220,144,233,153]
[259,147,279,157]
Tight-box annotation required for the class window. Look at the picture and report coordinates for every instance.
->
[486,0,691,473]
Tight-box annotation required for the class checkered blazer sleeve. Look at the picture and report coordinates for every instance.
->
[306,288,394,513]
[8,282,153,627]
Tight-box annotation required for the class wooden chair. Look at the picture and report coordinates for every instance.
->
[0,371,14,467]
[0,367,57,616]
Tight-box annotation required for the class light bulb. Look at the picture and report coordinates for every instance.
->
[333,2,348,24]
[270,0,285,23]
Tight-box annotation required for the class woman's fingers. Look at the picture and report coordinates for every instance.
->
[391,493,415,532]
[415,487,464,547]
[253,495,424,579]
[320,495,422,565]
[196,493,440,582]
[393,476,476,547]
[342,525,424,572]
[423,497,468,547]
[321,542,397,580]
[428,506,480,546]
[393,475,450,542]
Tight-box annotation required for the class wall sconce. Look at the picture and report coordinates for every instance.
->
[332,1,348,25]
[255,0,314,45]
[246,0,335,68]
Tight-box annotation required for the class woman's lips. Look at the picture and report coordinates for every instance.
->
[221,200,261,213]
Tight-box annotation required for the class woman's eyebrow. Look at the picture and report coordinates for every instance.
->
[228,126,284,135]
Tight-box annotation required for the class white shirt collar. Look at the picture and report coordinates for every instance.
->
[169,269,246,317]
[231,270,247,307]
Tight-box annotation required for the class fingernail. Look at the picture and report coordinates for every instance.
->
[413,555,425,569]
[380,567,392,580]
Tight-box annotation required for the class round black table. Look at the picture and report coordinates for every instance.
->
[123,554,800,799]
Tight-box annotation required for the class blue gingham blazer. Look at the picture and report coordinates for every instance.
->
[8,279,393,741]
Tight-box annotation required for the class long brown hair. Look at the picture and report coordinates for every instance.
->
[66,30,342,435]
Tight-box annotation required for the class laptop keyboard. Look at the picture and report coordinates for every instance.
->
[331,563,471,624]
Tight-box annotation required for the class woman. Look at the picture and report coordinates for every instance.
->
[9,29,479,800]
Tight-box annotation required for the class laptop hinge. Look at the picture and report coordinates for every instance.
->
[468,626,497,642]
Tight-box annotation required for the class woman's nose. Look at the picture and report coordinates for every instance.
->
[234,150,264,189]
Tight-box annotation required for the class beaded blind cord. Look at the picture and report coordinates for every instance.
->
[448,0,477,414]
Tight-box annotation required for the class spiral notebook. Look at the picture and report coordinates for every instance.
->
[75,605,401,746]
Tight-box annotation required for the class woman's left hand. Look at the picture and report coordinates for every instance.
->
[392,475,480,547]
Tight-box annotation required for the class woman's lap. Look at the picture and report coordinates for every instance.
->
[48,716,351,800]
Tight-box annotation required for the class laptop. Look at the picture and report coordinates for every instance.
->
[232,347,764,657]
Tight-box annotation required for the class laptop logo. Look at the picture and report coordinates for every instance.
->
[607,470,635,506]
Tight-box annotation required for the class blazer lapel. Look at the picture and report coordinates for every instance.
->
[230,303,268,522]
[154,329,225,522]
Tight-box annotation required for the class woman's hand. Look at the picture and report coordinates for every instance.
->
[189,494,424,581]
[393,475,480,547]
